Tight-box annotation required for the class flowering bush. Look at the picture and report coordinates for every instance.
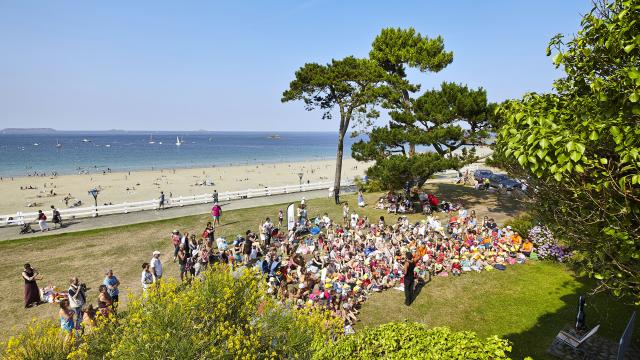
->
[528,225,572,262]
[2,266,342,360]
[2,320,72,360]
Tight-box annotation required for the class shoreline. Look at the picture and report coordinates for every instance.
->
[0,158,368,214]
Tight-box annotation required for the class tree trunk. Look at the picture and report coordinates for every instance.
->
[334,129,345,204]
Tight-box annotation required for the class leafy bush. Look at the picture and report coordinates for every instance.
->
[2,266,342,360]
[354,176,384,193]
[2,320,72,360]
[504,214,534,236]
[312,322,512,360]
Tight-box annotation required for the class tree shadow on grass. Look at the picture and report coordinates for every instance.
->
[504,276,640,359]
[423,183,527,222]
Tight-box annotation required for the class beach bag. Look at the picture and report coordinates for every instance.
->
[530,252,539,260]
[493,264,506,271]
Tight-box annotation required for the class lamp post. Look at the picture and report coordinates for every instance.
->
[88,188,99,217]
[297,172,303,191]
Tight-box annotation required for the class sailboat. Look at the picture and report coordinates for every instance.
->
[56,140,63,148]
[148,134,155,144]
[175,136,183,146]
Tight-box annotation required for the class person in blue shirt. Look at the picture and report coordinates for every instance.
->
[103,269,120,303]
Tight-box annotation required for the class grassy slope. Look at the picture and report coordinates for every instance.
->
[1,184,636,359]
[360,260,638,359]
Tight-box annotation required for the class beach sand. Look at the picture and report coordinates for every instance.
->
[0,146,496,215]
[0,158,368,215]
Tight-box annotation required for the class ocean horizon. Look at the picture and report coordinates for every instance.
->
[0,131,359,177]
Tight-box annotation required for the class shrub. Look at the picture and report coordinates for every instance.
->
[354,176,384,193]
[312,322,512,360]
[2,266,342,360]
[2,320,72,360]
[504,214,534,236]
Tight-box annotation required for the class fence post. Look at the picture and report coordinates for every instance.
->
[124,202,128,214]
[179,196,184,207]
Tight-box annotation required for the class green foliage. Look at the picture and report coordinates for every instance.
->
[2,320,72,360]
[2,267,342,360]
[351,28,495,190]
[354,176,384,193]
[495,0,640,302]
[282,56,388,198]
[313,323,512,360]
[363,153,461,191]
[504,213,534,236]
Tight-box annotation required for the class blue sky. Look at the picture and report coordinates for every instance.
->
[0,0,590,131]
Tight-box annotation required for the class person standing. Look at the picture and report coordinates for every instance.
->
[22,263,42,308]
[357,191,366,207]
[141,263,153,291]
[403,252,416,306]
[159,191,165,210]
[212,189,219,203]
[36,210,49,232]
[150,251,163,283]
[51,205,62,228]
[103,269,120,303]
[278,209,284,227]
[262,217,273,247]
[58,299,75,339]
[171,230,181,262]
[342,203,350,225]
[68,277,86,328]
[211,202,222,227]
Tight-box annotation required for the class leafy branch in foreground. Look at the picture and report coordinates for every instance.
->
[495,0,640,302]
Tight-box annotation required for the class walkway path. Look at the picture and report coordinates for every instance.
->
[0,188,348,241]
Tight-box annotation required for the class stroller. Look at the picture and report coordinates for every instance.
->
[19,222,36,234]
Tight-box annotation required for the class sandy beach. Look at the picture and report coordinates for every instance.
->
[0,158,368,215]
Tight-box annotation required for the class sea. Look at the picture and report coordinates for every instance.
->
[0,132,360,177]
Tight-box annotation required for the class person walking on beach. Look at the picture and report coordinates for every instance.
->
[22,263,42,308]
[36,210,49,232]
[211,202,222,227]
[159,191,166,210]
[51,205,62,228]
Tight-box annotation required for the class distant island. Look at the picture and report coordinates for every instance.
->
[1,128,57,134]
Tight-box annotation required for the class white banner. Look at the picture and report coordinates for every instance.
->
[287,203,296,231]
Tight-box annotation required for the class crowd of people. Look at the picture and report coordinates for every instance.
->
[22,264,120,338]
[23,193,537,336]
[157,196,536,332]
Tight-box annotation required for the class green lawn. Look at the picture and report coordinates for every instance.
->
[1,183,636,359]
[359,260,639,359]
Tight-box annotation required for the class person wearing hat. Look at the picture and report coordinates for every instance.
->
[150,250,163,283]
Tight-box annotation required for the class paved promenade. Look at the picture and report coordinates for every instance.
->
[0,188,342,241]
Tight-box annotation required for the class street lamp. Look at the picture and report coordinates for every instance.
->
[297,172,303,190]
[88,188,99,217]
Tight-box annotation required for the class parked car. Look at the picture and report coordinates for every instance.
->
[473,169,494,182]
[488,174,522,190]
